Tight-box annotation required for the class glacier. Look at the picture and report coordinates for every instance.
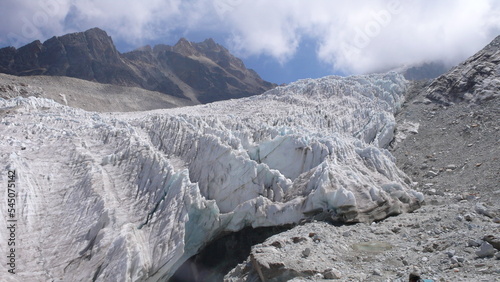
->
[0,73,422,281]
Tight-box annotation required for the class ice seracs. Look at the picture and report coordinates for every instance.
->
[0,72,422,281]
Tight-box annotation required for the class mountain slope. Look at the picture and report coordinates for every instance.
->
[0,28,275,104]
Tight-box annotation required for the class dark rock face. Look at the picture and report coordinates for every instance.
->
[0,28,275,104]
[425,35,500,104]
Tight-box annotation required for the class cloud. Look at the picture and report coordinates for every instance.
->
[1,0,500,74]
[0,0,208,47]
[64,0,184,44]
[222,0,500,73]
[0,0,71,46]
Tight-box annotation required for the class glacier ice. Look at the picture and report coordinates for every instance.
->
[0,73,422,281]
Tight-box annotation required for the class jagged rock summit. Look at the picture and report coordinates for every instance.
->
[0,28,275,104]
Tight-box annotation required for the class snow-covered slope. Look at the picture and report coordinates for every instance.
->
[0,72,422,281]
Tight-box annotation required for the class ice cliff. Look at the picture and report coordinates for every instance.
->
[0,72,422,281]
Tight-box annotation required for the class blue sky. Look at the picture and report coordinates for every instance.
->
[1,0,500,84]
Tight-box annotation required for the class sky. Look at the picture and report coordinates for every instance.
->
[1,0,500,84]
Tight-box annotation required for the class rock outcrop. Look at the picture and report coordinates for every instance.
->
[425,35,500,104]
[0,28,275,104]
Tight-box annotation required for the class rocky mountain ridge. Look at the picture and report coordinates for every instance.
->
[0,28,275,104]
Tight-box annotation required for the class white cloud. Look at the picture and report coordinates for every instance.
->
[222,0,500,73]
[1,0,500,74]
[0,0,199,47]
[0,0,71,46]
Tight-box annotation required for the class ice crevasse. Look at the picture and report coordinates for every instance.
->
[0,72,423,281]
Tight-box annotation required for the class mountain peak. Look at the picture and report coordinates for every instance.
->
[0,28,275,104]
[483,34,500,51]
[83,27,109,37]
[175,37,191,46]
[171,37,227,57]
[201,38,218,49]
